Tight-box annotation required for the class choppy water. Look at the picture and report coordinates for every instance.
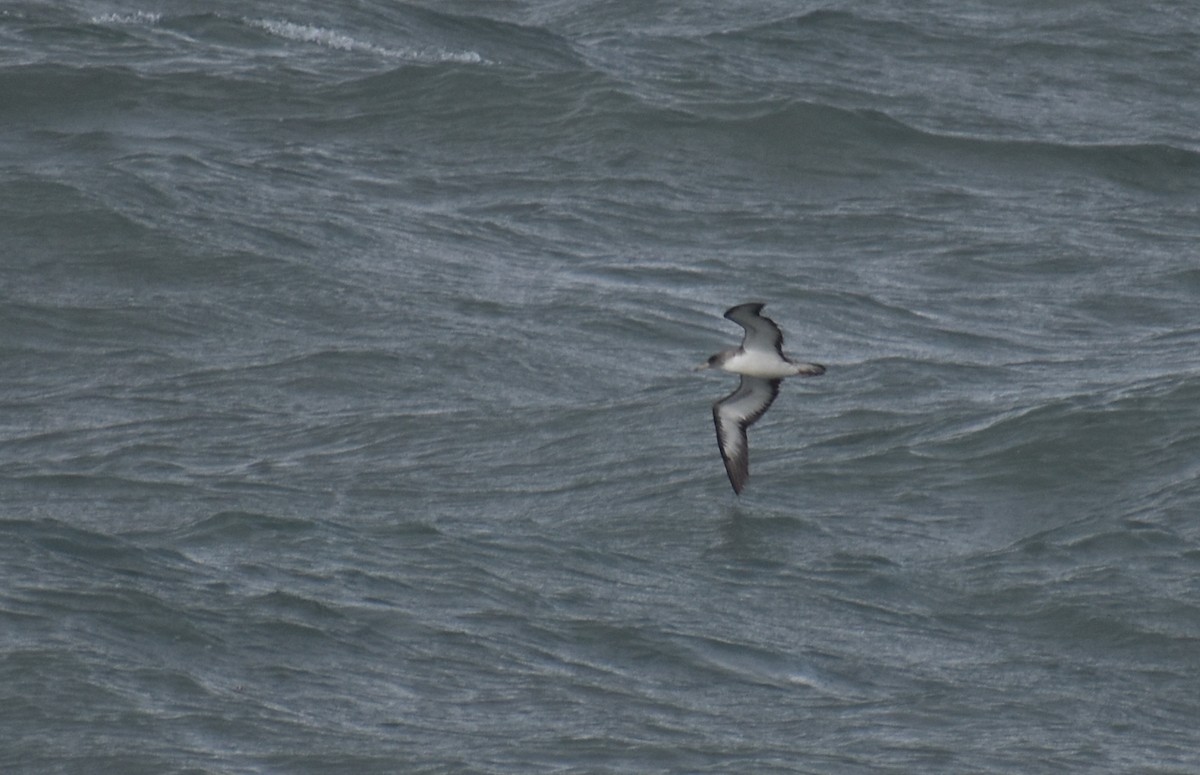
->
[3,1,1200,772]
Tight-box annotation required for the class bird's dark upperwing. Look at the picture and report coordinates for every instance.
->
[712,375,781,494]
[724,302,785,357]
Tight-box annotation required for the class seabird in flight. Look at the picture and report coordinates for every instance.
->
[695,303,825,494]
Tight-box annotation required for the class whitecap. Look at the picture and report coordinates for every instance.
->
[246,18,484,64]
[91,11,162,25]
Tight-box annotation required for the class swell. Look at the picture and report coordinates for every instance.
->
[13,7,1194,204]
[683,98,1200,191]
[918,374,1200,459]
[709,8,929,45]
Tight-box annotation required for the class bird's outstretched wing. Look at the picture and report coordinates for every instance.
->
[724,302,785,357]
[712,375,781,494]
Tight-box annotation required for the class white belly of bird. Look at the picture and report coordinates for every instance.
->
[721,350,797,378]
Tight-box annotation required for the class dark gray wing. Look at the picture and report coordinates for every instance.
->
[712,376,781,494]
[724,302,785,357]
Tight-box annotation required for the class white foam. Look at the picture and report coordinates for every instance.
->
[247,18,483,64]
[92,11,162,25]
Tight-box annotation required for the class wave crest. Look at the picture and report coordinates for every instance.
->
[246,18,484,65]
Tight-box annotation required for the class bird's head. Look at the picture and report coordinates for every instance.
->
[694,351,730,371]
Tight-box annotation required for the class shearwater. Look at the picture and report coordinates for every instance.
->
[695,303,826,495]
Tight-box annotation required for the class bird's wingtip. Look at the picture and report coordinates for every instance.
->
[724,301,766,318]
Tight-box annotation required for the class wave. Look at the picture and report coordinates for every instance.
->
[82,6,584,69]
[666,97,1200,192]
[907,374,1200,499]
[83,8,489,66]
[711,8,925,43]
[244,17,484,65]
[90,11,162,26]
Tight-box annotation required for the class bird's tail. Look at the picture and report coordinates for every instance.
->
[795,362,826,376]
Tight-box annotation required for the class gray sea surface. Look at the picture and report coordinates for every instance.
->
[3,1,1200,772]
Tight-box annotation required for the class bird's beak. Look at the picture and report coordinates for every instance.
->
[693,361,712,371]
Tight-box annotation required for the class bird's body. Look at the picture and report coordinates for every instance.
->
[711,348,814,379]
[696,303,825,494]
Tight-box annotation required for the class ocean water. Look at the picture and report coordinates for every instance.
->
[3,0,1200,772]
